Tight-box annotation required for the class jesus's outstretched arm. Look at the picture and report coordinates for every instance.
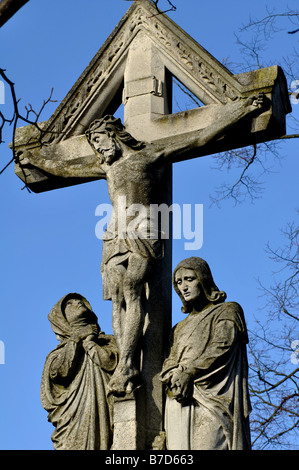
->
[17,151,106,180]
[156,93,269,163]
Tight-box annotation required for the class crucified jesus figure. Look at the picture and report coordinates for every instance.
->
[20,93,267,395]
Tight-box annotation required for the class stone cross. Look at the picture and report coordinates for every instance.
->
[13,0,291,450]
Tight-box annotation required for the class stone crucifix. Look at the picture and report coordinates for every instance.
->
[19,94,267,395]
[13,0,291,449]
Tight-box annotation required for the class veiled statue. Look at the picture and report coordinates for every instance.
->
[160,257,251,450]
[40,293,118,450]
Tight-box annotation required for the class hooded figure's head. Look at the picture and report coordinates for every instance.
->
[48,293,99,341]
[173,257,227,314]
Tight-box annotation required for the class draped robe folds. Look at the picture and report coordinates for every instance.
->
[160,302,252,450]
[40,295,118,450]
[101,215,164,301]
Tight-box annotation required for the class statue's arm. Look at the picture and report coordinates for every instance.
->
[49,341,81,382]
[82,335,119,372]
[160,93,268,162]
[18,151,106,179]
[162,319,238,403]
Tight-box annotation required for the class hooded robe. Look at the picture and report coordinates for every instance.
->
[40,294,118,450]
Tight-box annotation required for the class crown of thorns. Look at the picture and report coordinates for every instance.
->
[85,115,124,140]
[85,115,145,150]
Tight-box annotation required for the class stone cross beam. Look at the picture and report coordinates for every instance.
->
[13,0,291,450]
[15,62,290,191]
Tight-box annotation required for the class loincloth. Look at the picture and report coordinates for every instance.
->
[101,229,164,300]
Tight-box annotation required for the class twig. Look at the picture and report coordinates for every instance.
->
[0,68,57,189]
[148,0,176,17]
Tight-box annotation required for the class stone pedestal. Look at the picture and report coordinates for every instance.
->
[112,389,146,450]
[112,387,167,451]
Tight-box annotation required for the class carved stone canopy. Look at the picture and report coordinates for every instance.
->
[14,0,291,192]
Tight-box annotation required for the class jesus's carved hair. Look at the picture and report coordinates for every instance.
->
[173,257,227,313]
[85,115,145,156]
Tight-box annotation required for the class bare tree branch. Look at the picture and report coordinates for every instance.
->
[240,7,299,39]
[146,0,176,17]
[248,215,299,448]
[0,68,57,189]
[206,6,299,206]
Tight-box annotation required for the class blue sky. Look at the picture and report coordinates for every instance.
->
[0,0,298,450]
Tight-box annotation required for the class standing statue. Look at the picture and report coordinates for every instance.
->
[40,293,118,450]
[160,257,252,450]
[21,94,267,395]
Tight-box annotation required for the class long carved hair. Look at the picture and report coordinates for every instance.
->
[173,257,227,314]
[85,115,145,162]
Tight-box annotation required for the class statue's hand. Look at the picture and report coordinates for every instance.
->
[251,92,267,108]
[83,334,97,343]
[75,324,98,341]
[244,92,269,113]
[17,151,38,168]
[16,152,42,171]
[18,154,29,166]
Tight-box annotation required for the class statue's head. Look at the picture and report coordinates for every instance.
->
[173,257,227,314]
[48,293,99,340]
[61,293,94,326]
[85,115,145,164]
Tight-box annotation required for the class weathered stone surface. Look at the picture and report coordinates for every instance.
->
[27,93,267,395]
[13,0,291,451]
[112,389,146,450]
[160,258,251,450]
[13,0,290,192]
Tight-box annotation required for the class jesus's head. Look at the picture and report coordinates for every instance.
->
[88,131,121,165]
[86,115,145,164]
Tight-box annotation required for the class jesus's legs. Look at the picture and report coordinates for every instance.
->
[108,253,152,395]
[107,261,126,351]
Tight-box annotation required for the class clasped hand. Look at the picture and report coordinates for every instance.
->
[73,324,98,343]
[169,367,193,403]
